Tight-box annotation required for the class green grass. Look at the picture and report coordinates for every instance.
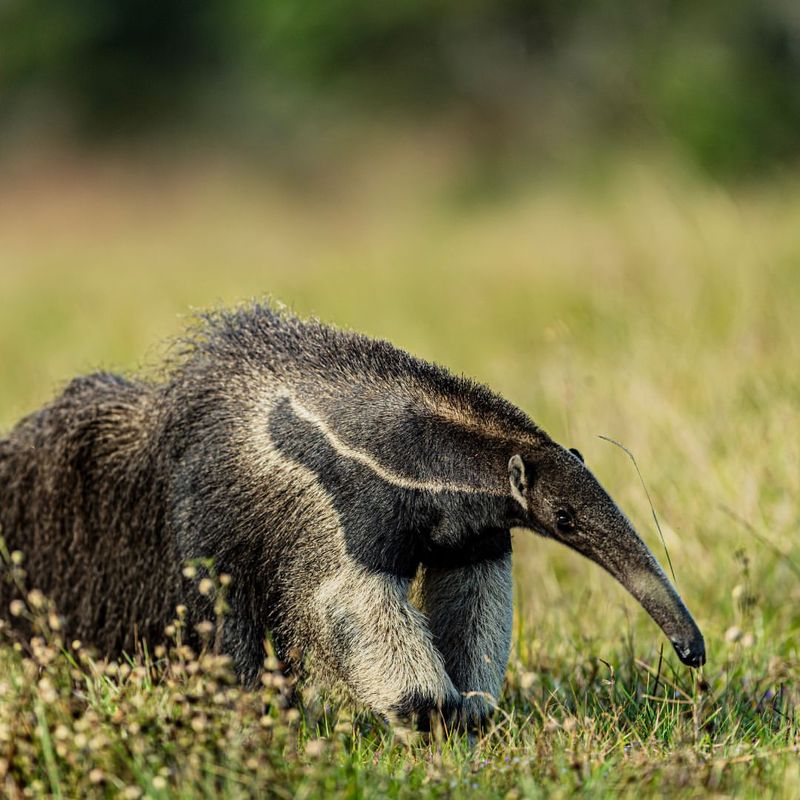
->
[0,145,799,797]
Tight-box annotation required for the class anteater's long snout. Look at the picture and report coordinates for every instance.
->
[627,557,706,667]
[634,565,706,668]
[580,521,705,668]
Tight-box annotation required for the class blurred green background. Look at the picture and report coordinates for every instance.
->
[4,0,800,176]
[1,0,799,708]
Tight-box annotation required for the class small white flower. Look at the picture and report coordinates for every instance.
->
[725,626,742,643]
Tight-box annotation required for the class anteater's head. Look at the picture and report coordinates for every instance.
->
[508,446,705,668]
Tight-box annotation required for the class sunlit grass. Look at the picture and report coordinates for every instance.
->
[0,145,798,796]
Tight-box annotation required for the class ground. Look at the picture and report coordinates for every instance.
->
[0,144,798,798]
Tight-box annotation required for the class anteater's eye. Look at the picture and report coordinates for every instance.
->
[555,510,576,533]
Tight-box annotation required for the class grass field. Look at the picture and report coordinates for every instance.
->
[0,145,799,797]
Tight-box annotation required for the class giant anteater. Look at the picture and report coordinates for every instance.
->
[0,303,705,728]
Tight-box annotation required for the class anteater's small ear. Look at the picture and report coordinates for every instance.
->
[569,447,584,463]
[508,454,530,510]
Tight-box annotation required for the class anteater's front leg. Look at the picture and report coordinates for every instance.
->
[415,553,513,729]
[313,562,461,728]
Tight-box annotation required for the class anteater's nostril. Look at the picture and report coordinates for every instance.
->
[671,638,706,668]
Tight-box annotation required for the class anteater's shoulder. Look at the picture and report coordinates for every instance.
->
[188,302,541,446]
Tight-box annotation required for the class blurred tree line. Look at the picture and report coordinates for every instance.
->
[2,0,800,177]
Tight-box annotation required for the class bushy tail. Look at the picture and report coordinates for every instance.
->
[0,373,181,656]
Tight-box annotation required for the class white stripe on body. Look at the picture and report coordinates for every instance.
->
[283,392,507,496]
